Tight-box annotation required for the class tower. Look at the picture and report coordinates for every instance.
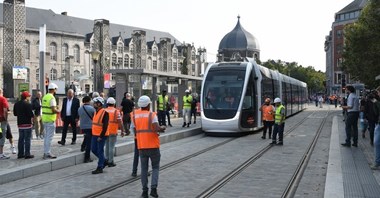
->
[93,19,111,92]
[2,0,26,97]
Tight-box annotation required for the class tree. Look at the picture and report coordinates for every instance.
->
[342,1,380,88]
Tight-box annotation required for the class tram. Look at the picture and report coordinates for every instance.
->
[201,58,308,135]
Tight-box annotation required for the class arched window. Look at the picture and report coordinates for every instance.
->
[112,53,117,67]
[130,44,135,54]
[62,43,68,61]
[50,68,57,80]
[36,68,39,81]
[50,42,57,61]
[173,50,178,60]
[74,45,80,63]
[153,47,157,57]
[124,54,129,68]
[36,41,39,58]
[24,40,30,59]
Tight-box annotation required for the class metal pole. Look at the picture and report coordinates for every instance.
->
[93,60,97,92]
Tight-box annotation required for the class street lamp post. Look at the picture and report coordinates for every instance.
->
[90,49,102,92]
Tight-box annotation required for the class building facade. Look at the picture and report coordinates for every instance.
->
[0,1,206,97]
[325,0,367,96]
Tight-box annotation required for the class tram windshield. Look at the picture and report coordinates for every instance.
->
[203,69,246,112]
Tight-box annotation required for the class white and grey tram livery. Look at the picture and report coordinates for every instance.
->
[201,58,308,135]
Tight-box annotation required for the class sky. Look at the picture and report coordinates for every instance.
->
[26,0,355,72]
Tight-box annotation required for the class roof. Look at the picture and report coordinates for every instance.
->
[218,16,260,51]
[0,3,180,43]
[336,0,368,14]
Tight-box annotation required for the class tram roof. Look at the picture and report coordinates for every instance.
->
[109,69,203,81]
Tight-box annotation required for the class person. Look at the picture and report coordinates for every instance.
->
[69,82,76,94]
[165,101,172,127]
[259,98,275,139]
[0,88,10,159]
[91,96,109,174]
[42,83,60,159]
[372,86,380,170]
[121,92,134,133]
[157,90,168,126]
[78,96,95,163]
[130,95,166,198]
[13,91,35,159]
[104,97,126,167]
[58,89,80,146]
[341,85,360,147]
[318,95,323,108]
[182,90,193,127]
[45,76,49,94]
[365,91,378,146]
[190,94,197,124]
[6,123,17,154]
[270,97,285,145]
[360,95,368,138]
[334,95,338,108]
[32,90,44,139]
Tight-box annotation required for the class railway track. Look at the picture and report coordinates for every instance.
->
[196,110,329,198]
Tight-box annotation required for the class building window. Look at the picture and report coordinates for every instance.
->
[191,51,196,60]
[91,68,94,77]
[62,43,68,61]
[36,68,39,81]
[337,58,343,68]
[163,61,167,72]
[173,50,177,59]
[336,30,342,39]
[50,68,57,80]
[153,60,157,70]
[130,45,135,54]
[117,44,123,54]
[74,45,80,63]
[124,55,129,68]
[62,69,66,78]
[50,42,57,61]
[153,48,157,57]
[118,57,123,68]
[130,58,134,68]
[36,41,39,58]
[336,44,343,54]
[112,53,117,67]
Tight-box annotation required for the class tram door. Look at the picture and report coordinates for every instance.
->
[240,72,257,129]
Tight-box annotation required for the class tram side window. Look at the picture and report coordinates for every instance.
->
[243,74,254,110]
[261,75,273,103]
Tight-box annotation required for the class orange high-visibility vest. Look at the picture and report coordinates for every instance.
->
[262,105,275,121]
[132,109,159,149]
[105,107,120,135]
[92,108,109,136]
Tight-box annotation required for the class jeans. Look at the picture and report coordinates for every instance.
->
[0,121,7,146]
[91,136,107,169]
[43,122,55,155]
[263,120,274,138]
[272,123,285,143]
[374,124,380,166]
[61,116,77,143]
[105,134,117,163]
[18,128,32,157]
[157,110,166,126]
[368,120,376,144]
[140,148,160,191]
[190,109,197,123]
[183,108,191,123]
[165,110,171,125]
[82,129,92,160]
[132,138,139,174]
[345,112,359,145]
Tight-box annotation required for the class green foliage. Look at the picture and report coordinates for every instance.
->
[261,59,325,95]
[342,1,380,88]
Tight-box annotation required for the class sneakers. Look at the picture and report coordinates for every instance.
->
[261,136,265,139]
[194,120,196,124]
[371,164,380,170]
[43,153,57,159]
[25,155,35,159]
[92,168,103,174]
[141,190,149,198]
[84,158,93,163]
[187,123,190,127]
[269,141,277,145]
[168,124,173,127]
[57,141,65,146]
[0,154,10,160]
[150,188,159,198]
[182,122,186,127]
[131,172,137,177]
[11,146,17,154]
[341,143,351,147]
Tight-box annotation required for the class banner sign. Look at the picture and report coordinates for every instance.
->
[13,66,28,80]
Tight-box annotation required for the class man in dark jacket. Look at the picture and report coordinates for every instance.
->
[32,90,43,139]
[58,89,80,145]
[14,91,35,159]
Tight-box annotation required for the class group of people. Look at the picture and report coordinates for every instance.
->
[259,97,286,145]
[342,85,380,170]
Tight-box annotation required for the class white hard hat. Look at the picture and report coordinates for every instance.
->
[138,95,151,108]
[106,97,116,104]
[93,97,105,105]
[185,89,190,93]
[48,83,58,90]
[274,98,282,103]
[92,92,100,98]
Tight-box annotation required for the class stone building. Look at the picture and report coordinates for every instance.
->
[0,1,206,97]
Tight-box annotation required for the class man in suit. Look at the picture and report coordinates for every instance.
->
[58,89,80,145]
[32,90,44,139]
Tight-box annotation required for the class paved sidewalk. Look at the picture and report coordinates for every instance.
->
[325,114,380,198]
